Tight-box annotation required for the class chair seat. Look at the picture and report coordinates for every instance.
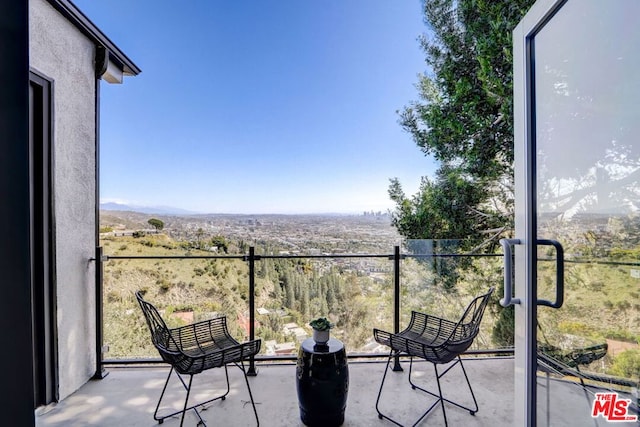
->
[180,338,239,358]
[151,315,261,375]
[170,339,261,375]
[374,313,476,364]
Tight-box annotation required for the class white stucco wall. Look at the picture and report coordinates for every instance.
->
[29,0,97,401]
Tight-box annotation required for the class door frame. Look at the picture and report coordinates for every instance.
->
[512,0,566,425]
[29,69,58,407]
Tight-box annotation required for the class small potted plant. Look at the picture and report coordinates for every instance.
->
[309,317,333,345]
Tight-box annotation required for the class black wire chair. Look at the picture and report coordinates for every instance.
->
[136,291,261,426]
[373,287,494,427]
[537,323,608,383]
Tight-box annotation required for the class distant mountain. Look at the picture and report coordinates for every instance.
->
[100,202,198,215]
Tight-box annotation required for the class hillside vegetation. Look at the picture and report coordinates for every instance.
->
[99,214,639,382]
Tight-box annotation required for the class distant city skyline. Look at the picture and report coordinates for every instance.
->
[76,0,436,214]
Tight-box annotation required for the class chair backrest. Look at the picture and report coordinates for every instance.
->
[135,291,176,355]
[454,286,495,341]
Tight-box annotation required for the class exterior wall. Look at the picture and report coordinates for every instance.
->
[29,0,97,401]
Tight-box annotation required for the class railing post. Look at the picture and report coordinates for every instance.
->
[392,245,403,371]
[93,246,108,379]
[247,246,258,376]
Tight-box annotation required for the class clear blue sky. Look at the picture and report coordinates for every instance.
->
[75,0,436,214]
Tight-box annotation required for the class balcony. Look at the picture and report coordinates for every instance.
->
[34,239,638,426]
[36,356,624,426]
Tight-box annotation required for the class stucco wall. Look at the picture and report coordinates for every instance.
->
[29,0,97,401]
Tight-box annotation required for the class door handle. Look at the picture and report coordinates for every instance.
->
[499,238,565,309]
[499,238,521,307]
[536,239,564,309]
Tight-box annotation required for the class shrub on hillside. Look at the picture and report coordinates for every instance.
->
[609,349,640,380]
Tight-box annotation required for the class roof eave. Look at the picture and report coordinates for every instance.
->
[46,0,141,77]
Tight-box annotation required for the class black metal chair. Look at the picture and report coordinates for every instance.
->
[537,324,608,386]
[373,287,494,427]
[136,291,261,426]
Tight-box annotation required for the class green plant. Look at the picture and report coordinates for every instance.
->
[309,317,333,331]
[147,218,164,231]
[608,349,640,380]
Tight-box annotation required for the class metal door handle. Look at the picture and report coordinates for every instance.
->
[499,238,565,309]
[536,239,564,309]
[500,238,521,307]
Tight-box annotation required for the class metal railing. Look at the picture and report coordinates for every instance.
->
[94,243,511,376]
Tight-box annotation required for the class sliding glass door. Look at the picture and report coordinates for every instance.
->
[512,0,640,425]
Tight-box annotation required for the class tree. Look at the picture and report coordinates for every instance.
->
[147,218,164,231]
[389,166,491,247]
[390,0,535,343]
[390,0,535,249]
[209,235,229,253]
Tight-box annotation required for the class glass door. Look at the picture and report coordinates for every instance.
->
[513,0,640,425]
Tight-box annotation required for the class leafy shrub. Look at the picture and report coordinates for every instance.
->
[492,305,514,347]
[156,278,171,292]
[558,321,592,336]
[604,329,639,344]
[615,300,632,310]
[608,349,640,380]
[588,280,604,292]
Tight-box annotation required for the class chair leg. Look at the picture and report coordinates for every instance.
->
[456,356,479,415]
[406,357,444,427]
[407,356,479,423]
[180,375,195,427]
[433,364,448,427]
[375,350,405,427]
[376,352,442,427]
[376,354,479,426]
[174,371,207,426]
[153,366,175,424]
[237,360,260,426]
[153,365,233,426]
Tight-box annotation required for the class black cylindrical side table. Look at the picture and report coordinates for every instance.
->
[296,337,349,426]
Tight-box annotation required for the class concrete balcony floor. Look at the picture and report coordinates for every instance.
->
[35,356,624,427]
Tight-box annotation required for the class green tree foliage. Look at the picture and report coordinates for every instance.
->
[264,313,284,334]
[608,349,640,380]
[389,168,485,244]
[390,0,535,344]
[147,218,164,231]
[492,304,515,346]
[390,0,535,247]
[209,235,229,253]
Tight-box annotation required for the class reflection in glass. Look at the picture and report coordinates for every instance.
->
[533,2,640,425]
[535,0,640,219]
